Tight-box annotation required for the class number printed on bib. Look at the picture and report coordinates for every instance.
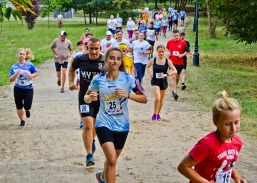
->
[173,51,179,56]
[216,169,232,183]
[156,72,163,79]
[80,104,90,113]
[105,99,122,116]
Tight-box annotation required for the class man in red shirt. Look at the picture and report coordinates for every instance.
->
[166,29,189,100]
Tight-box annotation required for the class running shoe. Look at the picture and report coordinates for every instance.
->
[79,120,83,128]
[152,114,157,121]
[19,120,26,128]
[57,78,61,86]
[25,110,30,118]
[60,87,64,93]
[96,171,106,183]
[173,93,179,100]
[92,140,96,154]
[85,153,95,166]
[181,84,187,90]
[157,114,161,121]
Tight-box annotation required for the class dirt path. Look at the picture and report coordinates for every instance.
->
[0,16,256,183]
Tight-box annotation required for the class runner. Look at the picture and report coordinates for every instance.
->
[9,48,38,128]
[101,31,116,54]
[161,16,168,38]
[153,18,161,41]
[126,17,136,40]
[50,30,73,93]
[178,91,247,183]
[83,47,147,183]
[179,10,186,26]
[57,12,63,28]
[80,28,90,42]
[111,29,132,50]
[172,10,179,30]
[130,29,139,44]
[68,37,104,166]
[115,13,123,30]
[168,13,173,31]
[146,45,177,121]
[146,22,156,59]
[132,32,151,83]
[106,15,117,38]
[118,43,135,75]
[180,32,191,90]
[166,29,189,100]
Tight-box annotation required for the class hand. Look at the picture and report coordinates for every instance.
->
[15,70,21,75]
[27,74,32,79]
[69,84,78,91]
[149,74,153,78]
[178,54,183,58]
[115,88,128,98]
[86,92,98,102]
[234,177,247,183]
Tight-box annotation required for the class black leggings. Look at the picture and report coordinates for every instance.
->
[14,86,33,110]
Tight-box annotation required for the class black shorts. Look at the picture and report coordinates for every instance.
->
[151,79,168,90]
[147,40,155,47]
[96,127,128,150]
[78,92,100,118]
[173,20,178,25]
[55,62,68,72]
[173,64,183,75]
[14,86,33,110]
[182,57,187,70]
[116,27,122,30]
[181,18,185,21]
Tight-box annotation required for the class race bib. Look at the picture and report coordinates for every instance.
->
[173,51,179,56]
[16,79,31,86]
[80,104,90,113]
[104,99,122,115]
[156,72,163,79]
[216,169,232,183]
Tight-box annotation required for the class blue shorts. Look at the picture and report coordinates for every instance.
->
[108,28,116,35]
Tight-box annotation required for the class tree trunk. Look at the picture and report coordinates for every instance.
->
[206,0,216,38]
[83,9,86,24]
[89,10,92,24]
[155,0,158,9]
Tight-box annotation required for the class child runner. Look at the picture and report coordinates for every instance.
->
[84,47,147,183]
[178,91,247,183]
[9,48,38,128]
[118,43,135,75]
[161,16,168,38]
[146,45,177,121]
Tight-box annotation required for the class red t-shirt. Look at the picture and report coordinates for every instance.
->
[189,131,242,183]
[166,39,187,65]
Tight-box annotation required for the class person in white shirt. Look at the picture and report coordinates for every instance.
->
[111,29,132,50]
[132,32,151,83]
[101,31,116,54]
[115,13,123,30]
[106,15,117,38]
[126,17,136,39]
[57,12,63,28]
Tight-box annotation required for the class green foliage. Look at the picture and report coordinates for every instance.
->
[41,0,72,17]
[118,10,139,22]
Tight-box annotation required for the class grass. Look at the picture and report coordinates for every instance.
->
[184,16,257,138]
[0,20,106,86]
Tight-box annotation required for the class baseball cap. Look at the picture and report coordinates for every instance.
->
[180,32,185,36]
[106,31,112,36]
[83,37,90,44]
[60,30,67,36]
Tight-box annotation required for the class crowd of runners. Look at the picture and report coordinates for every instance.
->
[8,5,247,183]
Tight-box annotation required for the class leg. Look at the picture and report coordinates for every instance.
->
[61,68,67,88]
[82,116,94,155]
[157,89,166,114]
[152,86,161,114]
[134,63,142,83]
[14,87,25,121]
[171,73,177,93]
[23,89,33,118]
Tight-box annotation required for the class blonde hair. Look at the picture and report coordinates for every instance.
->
[212,90,242,119]
[25,48,34,61]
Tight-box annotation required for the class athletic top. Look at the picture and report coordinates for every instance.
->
[115,17,123,27]
[146,28,156,41]
[126,20,136,30]
[107,19,117,30]
[50,38,72,64]
[88,72,136,132]
[132,40,151,64]
[189,131,242,183]
[179,11,186,18]
[111,38,132,49]
[72,54,104,95]
[9,61,38,89]
[161,19,168,26]
[124,55,134,73]
[151,57,169,81]
[153,20,161,28]
[166,39,188,65]
[172,12,179,20]
[101,38,116,53]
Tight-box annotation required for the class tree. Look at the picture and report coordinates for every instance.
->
[0,0,33,22]
[218,0,257,44]
[22,0,39,29]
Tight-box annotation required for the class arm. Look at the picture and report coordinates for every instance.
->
[51,48,58,59]
[178,155,213,183]
[231,168,247,183]
[9,70,20,82]
[115,88,147,104]
[68,65,77,91]
[84,91,99,104]
[27,72,38,79]
[167,59,177,76]
[146,59,154,78]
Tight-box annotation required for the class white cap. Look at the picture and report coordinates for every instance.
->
[106,31,112,36]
